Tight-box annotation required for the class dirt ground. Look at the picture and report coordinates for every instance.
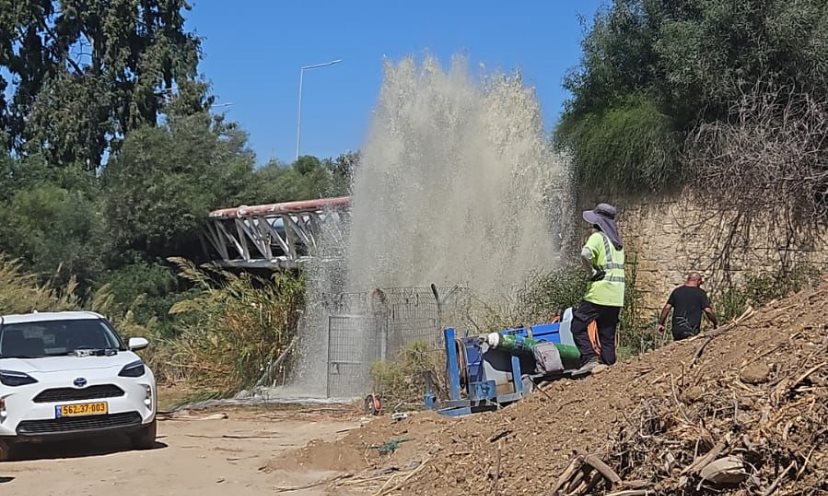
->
[285,280,828,495]
[0,407,365,496]
[5,282,826,495]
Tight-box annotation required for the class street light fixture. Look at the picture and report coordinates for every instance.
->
[295,58,343,161]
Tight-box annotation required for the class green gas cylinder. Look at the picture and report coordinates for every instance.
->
[485,332,536,355]
[485,332,581,369]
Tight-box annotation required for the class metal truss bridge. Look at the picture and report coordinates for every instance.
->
[203,196,351,269]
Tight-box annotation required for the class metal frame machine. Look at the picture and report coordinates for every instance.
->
[424,308,582,416]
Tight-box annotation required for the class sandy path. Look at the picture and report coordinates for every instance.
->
[0,408,361,496]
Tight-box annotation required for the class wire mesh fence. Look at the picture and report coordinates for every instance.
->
[324,287,470,398]
[326,315,380,398]
[255,285,474,399]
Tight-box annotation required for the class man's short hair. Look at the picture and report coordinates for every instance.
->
[687,271,703,282]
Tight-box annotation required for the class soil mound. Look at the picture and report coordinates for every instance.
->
[275,281,828,495]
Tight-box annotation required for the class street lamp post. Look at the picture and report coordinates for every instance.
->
[295,58,343,161]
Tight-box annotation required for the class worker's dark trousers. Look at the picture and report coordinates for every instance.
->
[672,328,700,342]
[571,300,621,366]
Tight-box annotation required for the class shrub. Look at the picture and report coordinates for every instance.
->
[165,258,304,394]
[717,266,821,322]
[0,182,105,288]
[369,340,445,409]
[0,255,80,314]
[100,261,182,338]
[519,265,589,320]
[615,250,655,360]
[558,94,681,195]
[473,265,588,332]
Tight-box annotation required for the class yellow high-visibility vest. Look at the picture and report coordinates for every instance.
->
[583,232,625,307]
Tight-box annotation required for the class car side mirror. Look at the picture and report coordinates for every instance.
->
[128,337,149,351]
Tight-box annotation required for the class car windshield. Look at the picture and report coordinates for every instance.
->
[0,319,126,359]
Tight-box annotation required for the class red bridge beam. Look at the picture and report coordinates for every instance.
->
[204,196,351,269]
[209,196,351,219]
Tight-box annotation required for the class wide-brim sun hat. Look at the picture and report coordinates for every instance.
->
[582,203,617,224]
[582,203,622,249]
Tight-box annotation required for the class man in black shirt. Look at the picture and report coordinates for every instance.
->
[657,272,719,341]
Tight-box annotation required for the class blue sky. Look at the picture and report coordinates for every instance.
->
[185,1,605,166]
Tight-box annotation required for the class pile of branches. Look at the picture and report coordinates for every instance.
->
[548,303,828,496]
[604,340,828,494]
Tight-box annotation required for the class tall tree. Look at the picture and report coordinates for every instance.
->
[0,155,105,286]
[242,153,357,205]
[102,112,253,261]
[0,0,207,167]
[557,0,828,194]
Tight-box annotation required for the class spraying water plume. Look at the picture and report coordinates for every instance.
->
[277,55,574,399]
[346,55,571,295]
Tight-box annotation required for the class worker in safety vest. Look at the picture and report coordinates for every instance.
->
[571,203,625,377]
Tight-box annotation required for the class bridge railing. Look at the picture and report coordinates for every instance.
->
[203,196,351,269]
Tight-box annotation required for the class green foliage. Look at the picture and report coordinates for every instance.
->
[164,258,305,393]
[102,113,254,259]
[26,72,112,166]
[654,1,828,120]
[245,154,351,204]
[327,151,359,196]
[470,266,588,333]
[0,169,105,287]
[0,0,359,398]
[89,283,158,344]
[716,267,821,322]
[100,261,183,337]
[519,266,588,320]
[558,0,828,192]
[0,256,80,315]
[0,152,24,200]
[563,1,661,119]
[558,94,680,194]
[104,262,176,307]
[0,142,348,394]
[370,341,444,409]
[0,0,205,166]
[616,249,656,360]
[0,251,308,395]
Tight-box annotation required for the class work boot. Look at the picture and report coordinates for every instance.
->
[572,358,601,377]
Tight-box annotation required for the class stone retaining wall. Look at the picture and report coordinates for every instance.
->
[578,192,828,313]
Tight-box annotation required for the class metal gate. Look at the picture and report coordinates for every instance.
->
[318,287,472,399]
[326,315,381,398]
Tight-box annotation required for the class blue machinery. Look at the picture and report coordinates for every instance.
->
[424,308,581,416]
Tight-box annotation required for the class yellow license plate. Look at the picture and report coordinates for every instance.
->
[55,402,108,418]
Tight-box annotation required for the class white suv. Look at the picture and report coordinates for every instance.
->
[0,311,157,460]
